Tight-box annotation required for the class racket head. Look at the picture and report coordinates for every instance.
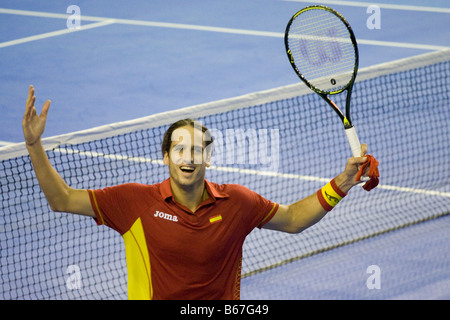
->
[285,5,359,95]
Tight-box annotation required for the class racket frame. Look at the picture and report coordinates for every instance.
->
[285,5,362,157]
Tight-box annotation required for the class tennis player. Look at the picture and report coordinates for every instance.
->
[23,85,371,300]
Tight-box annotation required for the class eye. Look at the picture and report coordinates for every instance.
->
[193,146,203,154]
[172,145,183,152]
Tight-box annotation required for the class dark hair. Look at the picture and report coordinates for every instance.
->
[161,118,213,157]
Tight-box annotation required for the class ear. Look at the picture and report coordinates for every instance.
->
[163,152,170,165]
[204,145,213,168]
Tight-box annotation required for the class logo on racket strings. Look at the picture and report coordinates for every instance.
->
[298,27,342,67]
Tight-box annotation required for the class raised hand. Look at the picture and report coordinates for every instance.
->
[22,85,51,146]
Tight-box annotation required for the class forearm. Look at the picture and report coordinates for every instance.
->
[293,172,356,229]
[22,86,94,217]
[26,140,71,211]
[287,192,328,233]
[264,146,369,234]
[291,175,351,231]
[333,171,356,193]
[266,175,352,233]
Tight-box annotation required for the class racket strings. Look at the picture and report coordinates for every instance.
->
[288,9,356,93]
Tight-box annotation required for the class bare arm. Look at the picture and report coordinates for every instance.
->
[263,145,368,234]
[23,85,94,217]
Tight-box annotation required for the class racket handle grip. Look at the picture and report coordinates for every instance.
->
[345,126,361,158]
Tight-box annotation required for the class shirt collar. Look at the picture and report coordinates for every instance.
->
[160,178,229,201]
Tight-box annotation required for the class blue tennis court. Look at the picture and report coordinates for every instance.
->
[1,0,449,300]
[1,0,449,143]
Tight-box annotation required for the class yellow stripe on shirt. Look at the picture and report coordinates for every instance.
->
[123,218,153,300]
[258,203,278,227]
[209,215,222,224]
[89,189,105,225]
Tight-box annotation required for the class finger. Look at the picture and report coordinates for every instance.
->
[26,87,35,109]
[360,143,367,157]
[24,98,35,121]
[26,85,34,105]
[25,87,36,118]
[41,100,51,118]
[25,97,36,119]
[350,156,367,166]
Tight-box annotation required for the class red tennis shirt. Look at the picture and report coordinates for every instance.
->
[88,178,278,300]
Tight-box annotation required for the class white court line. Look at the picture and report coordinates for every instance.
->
[0,8,105,21]
[356,39,446,51]
[54,147,450,198]
[0,19,116,48]
[283,0,450,14]
[0,141,15,147]
[0,8,447,51]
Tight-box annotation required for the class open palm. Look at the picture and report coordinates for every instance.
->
[22,85,51,146]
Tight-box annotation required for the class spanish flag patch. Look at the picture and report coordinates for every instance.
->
[209,214,222,224]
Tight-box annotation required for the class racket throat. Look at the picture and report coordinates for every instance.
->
[343,116,353,129]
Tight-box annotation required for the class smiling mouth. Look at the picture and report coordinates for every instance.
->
[180,166,195,173]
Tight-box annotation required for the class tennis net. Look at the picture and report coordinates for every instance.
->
[1,49,449,299]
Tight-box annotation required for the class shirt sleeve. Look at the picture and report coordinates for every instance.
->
[88,183,147,235]
[230,184,279,234]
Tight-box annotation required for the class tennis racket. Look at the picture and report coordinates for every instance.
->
[284,5,361,158]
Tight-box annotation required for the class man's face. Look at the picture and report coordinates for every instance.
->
[163,125,211,188]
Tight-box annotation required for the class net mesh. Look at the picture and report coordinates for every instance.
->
[1,50,449,299]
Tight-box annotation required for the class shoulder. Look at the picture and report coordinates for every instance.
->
[210,182,278,231]
[210,182,248,193]
[95,182,160,198]
[212,182,262,201]
[104,182,158,191]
